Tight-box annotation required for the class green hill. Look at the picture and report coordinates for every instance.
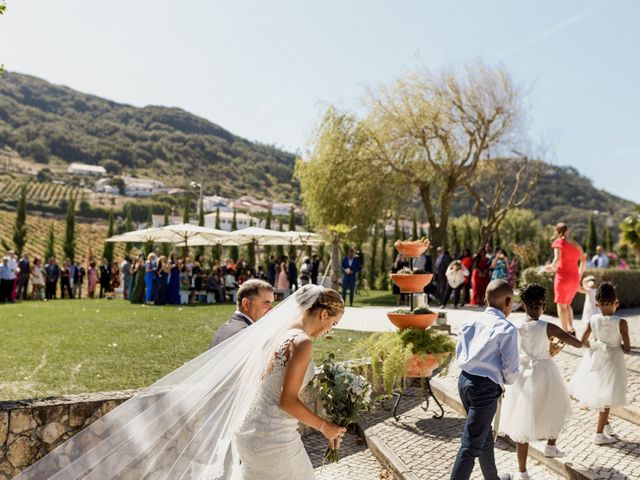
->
[0,71,297,200]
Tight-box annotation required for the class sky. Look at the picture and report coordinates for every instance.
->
[1,0,639,202]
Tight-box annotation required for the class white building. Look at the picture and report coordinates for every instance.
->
[204,211,263,231]
[271,202,295,217]
[94,178,119,195]
[122,176,165,197]
[203,195,232,213]
[67,162,106,176]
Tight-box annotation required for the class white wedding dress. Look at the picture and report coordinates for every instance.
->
[234,328,316,479]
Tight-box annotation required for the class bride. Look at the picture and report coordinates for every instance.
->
[16,285,347,479]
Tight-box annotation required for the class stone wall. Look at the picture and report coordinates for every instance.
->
[0,363,375,478]
[0,391,135,479]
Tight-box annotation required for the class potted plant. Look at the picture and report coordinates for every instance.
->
[387,306,438,329]
[393,237,431,258]
[390,267,433,293]
[353,328,455,397]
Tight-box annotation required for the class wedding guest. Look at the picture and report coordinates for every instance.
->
[451,280,519,480]
[144,253,157,303]
[155,255,169,305]
[256,265,267,281]
[130,255,146,304]
[44,257,60,300]
[168,253,181,305]
[591,245,609,269]
[310,254,320,285]
[210,279,275,348]
[6,250,17,301]
[72,260,85,299]
[60,259,73,299]
[16,253,30,301]
[120,256,132,300]
[471,247,491,306]
[206,269,226,303]
[299,257,311,286]
[287,255,298,292]
[440,259,469,308]
[490,248,510,282]
[391,254,410,306]
[267,254,277,286]
[87,261,98,298]
[460,248,472,305]
[110,262,121,297]
[30,257,44,300]
[341,248,361,307]
[434,247,452,302]
[99,257,112,298]
[276,260,290,297]
[0,257,12,303]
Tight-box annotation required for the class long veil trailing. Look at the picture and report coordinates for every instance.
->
[16,285,325,480]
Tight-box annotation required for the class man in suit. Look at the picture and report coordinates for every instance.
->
[341,248,361,307]
[44,256,60,300]
[434,246,452,302]
[267,255,277,286]
[310,254,320,285]
[287,256,298,292]
[16,253,30,301]
[210,279,275,348]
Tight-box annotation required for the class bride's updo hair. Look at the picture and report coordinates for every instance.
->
[295,285,345,317]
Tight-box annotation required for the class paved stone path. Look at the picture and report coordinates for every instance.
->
[359,394,558,479]
[303,430,392,479]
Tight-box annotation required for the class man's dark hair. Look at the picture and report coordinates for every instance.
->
[519,283,546,311]
[237,279,274,308]
[595,281,617,304]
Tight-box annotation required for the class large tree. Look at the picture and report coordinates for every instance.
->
[620,206,640,264]
[45,223,56,261]
[103,211,115,264]
[13,184,27,255]
[364,64,530,249]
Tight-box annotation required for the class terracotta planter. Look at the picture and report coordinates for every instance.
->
[390,273,433,292]
[394,242,428,258]
[405,352,452,378]
[387,312,438,330]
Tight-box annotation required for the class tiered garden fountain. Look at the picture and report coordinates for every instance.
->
[382,238,451,420]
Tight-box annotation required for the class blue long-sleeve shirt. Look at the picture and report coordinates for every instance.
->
[456,307,520,385]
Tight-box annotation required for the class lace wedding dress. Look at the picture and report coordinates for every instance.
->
[234,328,316,479]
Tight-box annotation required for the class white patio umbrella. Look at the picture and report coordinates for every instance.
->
[261,230,324,247]
[233,227,294,245]
[160,224,248,247]
[105,227,182,244]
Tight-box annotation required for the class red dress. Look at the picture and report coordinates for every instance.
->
[471,257,490,305]
[552,238,582,304]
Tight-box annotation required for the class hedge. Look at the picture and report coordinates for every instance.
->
[521,268,640,316]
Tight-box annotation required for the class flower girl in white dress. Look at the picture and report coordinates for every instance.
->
[579,275,601,322]
[569,282,631,445]
[500,283,583,480]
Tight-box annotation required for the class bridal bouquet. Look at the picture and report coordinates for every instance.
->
[316,354,372,463]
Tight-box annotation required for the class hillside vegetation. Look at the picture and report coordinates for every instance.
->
[0,71,297,200]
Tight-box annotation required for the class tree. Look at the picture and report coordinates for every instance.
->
[183,195,191,224]
[196,196,205,257]
[288,206,296,259]
[0,2,7,76]
[603,224,614,252]
[499,208,543,248]
[393,218,401,244]
[212,207,221,261]
[100,159,122,175]
[362,63,528,250]
[412,215,418,240]
[103,211,115,264]
[295,107,389,245]
[368,224,378,289]
[620,206,640,264]
[13,184,27,255]
[63,194,77,262]
[584,212,598,256]
[229,208,239,261]
[378,228,389,290]
[161,207,171,257]
[45,223,56,261]
[124,207,134,254]
[275,220,285,260]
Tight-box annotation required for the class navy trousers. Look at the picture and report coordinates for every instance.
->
[450,371,502,480]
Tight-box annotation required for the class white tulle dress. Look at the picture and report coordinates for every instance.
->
[234,328,316,479]
[569,315,627,409]
[581,288,601,322]
[500,320,572,443]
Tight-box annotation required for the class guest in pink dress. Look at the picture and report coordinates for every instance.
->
[549,223,585,333]
[87,261,98,299]
[275,261,290,297]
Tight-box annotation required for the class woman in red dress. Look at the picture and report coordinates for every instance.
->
[471,247,490,306]
[549,223,585,333]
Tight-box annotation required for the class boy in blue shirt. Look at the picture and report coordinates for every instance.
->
[451,279,519,480]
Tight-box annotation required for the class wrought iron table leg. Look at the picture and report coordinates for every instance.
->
[391,391,403,421]
[422,377,444,418]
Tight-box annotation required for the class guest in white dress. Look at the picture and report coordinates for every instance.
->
[569,282,631,445]
[500,283,583,480]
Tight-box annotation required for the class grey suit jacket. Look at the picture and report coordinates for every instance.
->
[210,311,253,349]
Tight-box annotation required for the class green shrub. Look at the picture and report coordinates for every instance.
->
[521,267,640,316]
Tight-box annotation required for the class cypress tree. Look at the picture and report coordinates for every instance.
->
[288,206,296,259]
[393,218,401,244]
[161,207,171,257]
[197,197,205,258]
[183,195,190,224]
[603,224,613,252]
[463,222,473,252]
[230,208,239,261]
[146,206,153,228]
[584,212,598,255]
[13,184,27,255]
[379,229,389,290]
[213,207,221,261]
[103,211,115,264]
[44,223,56,261]
[451,224,460,256]
[124,206,134,254]
[276,220,284,260]
[368,224,378,289]
[263,210,272,264]
[63,194,76,262]
[412,215,418,240]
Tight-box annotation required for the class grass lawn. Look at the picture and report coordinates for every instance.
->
[352,289,398,307]
[0,299,372,401]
